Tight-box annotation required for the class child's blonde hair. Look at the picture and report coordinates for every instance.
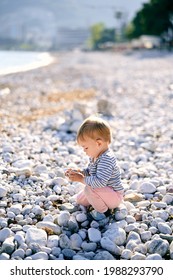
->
[77,116,112,143]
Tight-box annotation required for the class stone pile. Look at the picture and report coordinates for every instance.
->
[0,50,173,260]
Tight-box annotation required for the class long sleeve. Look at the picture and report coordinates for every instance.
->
[83,149,123,190]
[83,167,90,176]
[84,155,114,188]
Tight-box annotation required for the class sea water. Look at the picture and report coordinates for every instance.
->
[0,50,54,75]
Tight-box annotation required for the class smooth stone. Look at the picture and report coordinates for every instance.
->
[114,205,128,220]
[157,186,166,195]
[149,226,158,234]
[124,201,136,211]
[152,210,169,221]
[134,243,147,255]
[47,235,59,248]
[73,255,88,260]
[59,203,77,213]
[34,164,48,175]
[125,224,138,232]
[140,231,152,242]
[11,248,25,259]
[0,228,12,242]
[59,234,71,249]
[162,194,173,204]
[159,234,173,242]
[11,225,23,232]
[0,253,10,260]
[52,177,68,186]
[32,205,44,216]
[51,247,61,257]
[129,180,139,190]
[126,231,141,243]
[138,182,156,194]
[57,211,70,227]
[70,233,83,250]
[124,193,144,203]
[12,193,24,202]
[157,222,172,234]
[90,220,99,228]
[0,236,15,254]
[147,238,169,256]
[152,202,167,209]
[0,201,7,207]
[8,204,22,215]
[114,220,128,228]
[100,236,121,255]
[36,221,61,234]
[31,252,48,260]
[137,201,150,208]
[14,233,25,245]
[53,185,61,194]
[126,240,139,251]
[0,186,7,197]
[131,252,146,260]
[103,225,126,246]
[41,246,51,254]
[76,213,87,223]
[62,248,76,259]
[121,249,132,260]
[67,216,79,232]
[88,228,101,243]
[78,229,87,240]
[13,168,32,176]
[81,241,97,252]
[43,214,54,222]
[2,145,14,153]
[48,194,60,201]
[125,215,136,223]
[168,206,173,215]
[94,251,115,260]
[83,252,95,260]
[12,159,32,169]
[25,228,47,247]
[146,253,162,260]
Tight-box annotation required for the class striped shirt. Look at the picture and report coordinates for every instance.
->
[83,149,123,191]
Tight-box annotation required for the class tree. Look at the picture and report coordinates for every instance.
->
[126,0,173,44]
[89,23,115,50]
[89,23,105,50]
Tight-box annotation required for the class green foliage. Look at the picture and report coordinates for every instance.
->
[89,23,115,50]
[126,0,173,39]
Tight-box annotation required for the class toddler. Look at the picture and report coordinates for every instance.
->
[65,116,124,220]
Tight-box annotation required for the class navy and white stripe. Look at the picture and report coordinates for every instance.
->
[83,149,123,191]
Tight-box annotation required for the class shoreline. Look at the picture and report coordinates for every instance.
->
[0,52,55,76]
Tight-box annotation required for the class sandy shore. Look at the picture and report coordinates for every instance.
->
[0,49,173,260]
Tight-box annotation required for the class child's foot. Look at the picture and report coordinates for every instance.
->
[104,209,112,217]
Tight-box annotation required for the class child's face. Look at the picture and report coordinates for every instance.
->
[78,136,108,159]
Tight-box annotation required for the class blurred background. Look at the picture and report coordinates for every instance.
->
[0,0,173,75]
[1,0,172,52]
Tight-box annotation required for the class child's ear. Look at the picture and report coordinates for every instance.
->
[96,139,102,146]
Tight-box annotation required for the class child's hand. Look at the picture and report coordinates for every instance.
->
[65,168,83,177]
[67,170,85,184]
[65,168,73,177]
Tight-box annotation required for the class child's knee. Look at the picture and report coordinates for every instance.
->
[91,203,108,213]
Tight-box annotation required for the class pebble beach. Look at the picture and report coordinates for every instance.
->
[0,49,173,260]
